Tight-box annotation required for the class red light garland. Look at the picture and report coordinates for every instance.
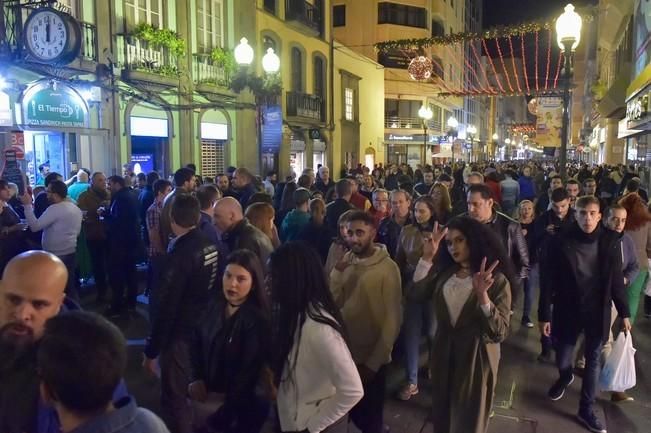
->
[482,38,505,93]
[535,31,540,92]
[508,36,523,93]
[553,52,563,88]
[471,41,495,94]
[521,34,531,94]
[545,29,552,90]
[495,38,515,92]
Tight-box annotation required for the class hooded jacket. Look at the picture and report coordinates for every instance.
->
[280,209,311,242]
[329,245,402,372]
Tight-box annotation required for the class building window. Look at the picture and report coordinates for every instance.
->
[333,5,346,27]
[201,139,225,178]
[432,20,444,37]
[125,0,163,28]
[378,2,427,29]
[345,88,354,121]
[57,0,78,18]
[314,56,325,98]
[291,47,303,92]
[196,0,224,53]
[264,0,276,14]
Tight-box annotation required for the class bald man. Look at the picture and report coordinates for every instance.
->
[213,197,273,264]
[0,251,128,433]
[0,251,66,433]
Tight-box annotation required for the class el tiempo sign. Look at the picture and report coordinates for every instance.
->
[21,80,89,128]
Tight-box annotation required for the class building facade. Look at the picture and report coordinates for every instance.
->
[332,0,466,168]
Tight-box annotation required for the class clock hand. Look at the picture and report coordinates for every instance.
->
[45,17,50,43]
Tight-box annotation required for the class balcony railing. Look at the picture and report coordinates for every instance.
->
[385,116,441,131]
[192,54,228,87]
[119,36,179,77]
[80,22,98,62]
[285,0,322,34]
[286,91,325,122]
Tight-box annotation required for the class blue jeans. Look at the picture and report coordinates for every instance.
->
[555,329,603,412]
[402,300,435,385]
[522,277,532,318]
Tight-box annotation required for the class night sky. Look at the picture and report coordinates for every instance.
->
[484,0,597,28]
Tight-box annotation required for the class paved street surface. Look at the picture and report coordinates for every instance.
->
[84,276,651,433]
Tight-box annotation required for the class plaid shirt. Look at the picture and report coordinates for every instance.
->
[146,200,164,257]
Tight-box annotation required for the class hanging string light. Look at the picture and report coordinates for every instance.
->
[508,36,523,93]
[495,38,514,92]
[545,29,552,90]
[471,41,495,94]
[482,38,505,93]
[521,33,531,94]
[535,30,540,92]
[553,52,563,88]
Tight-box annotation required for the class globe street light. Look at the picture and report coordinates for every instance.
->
[262,47,280,73]
[505,138,512,160]
[234,37,254,66]
[467,124,477,163]
[556,3,582,180]
[447,116,459,162]
[492,133,499,160]
[418,105,433,165]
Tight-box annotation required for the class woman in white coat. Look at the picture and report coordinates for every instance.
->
[270,241,363,433]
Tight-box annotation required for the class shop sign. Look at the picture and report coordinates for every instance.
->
[626,89,649,129]
[618,118,642,139]
[21,80,89,128]
[8,131,25,159]
[385,134,427,142]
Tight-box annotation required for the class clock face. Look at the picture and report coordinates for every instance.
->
[25,10,68,61]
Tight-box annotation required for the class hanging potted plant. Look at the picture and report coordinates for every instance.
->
[132,22,156,49]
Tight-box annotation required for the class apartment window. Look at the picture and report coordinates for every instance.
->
[314,56,325,98]
[125,0,163,28]
[378,2,427,29]
[291,48,303,92]
[197,0,224,53]
[344,88,354,121]
[264,0,276,14]
[429,104,442,130]
[384,99,422,127]
[333,5,346,27]
[263,36,277,51]
[432,20,444,37]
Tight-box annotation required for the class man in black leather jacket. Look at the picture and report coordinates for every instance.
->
[143,194,219,433]
[214,197,274,265]
[466,184,530,307]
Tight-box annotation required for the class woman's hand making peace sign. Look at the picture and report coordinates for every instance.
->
[472,257,499,305]
[421,222,448,262]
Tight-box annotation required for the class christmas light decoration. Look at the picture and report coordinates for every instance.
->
[408,56,432,81]
[482,38,505,93]
[508,36,522,92]
[495,38,514,92]
[545,29,552,90]
[521,34,531,94]
[471,41,495,93]
[553,52,563,88]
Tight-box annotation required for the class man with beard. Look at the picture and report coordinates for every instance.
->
[78,172,111,303]
[0,251,67,433]
[329,211,402,433]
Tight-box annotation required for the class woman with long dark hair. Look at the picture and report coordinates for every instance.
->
[188,250,271,433]
[271,241,363,433]
[409,217,513,433]
[429,183,452,225]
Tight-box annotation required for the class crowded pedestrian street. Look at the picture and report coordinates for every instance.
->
[2,0,651,433]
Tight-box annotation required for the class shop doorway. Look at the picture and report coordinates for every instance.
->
[24,131,67,185]
[129,115,169,175]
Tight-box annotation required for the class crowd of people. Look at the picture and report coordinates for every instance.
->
[0,158,649,433]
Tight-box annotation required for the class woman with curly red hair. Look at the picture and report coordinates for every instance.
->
[618,192,651,321]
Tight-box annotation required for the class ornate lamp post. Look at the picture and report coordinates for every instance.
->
[492,132,499,160]
[418,105,433,165]
[467,124,477,163]
[447,116,459,163]
[556,4,582,179]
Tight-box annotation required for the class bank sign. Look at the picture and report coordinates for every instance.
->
[21,80,89,128]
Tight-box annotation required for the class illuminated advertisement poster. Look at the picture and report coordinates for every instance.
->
[536,97,563,147]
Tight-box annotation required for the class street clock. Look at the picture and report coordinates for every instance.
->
[23,8,81,64]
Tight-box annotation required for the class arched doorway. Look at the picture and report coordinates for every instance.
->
[127,103,172,175]
[199,109,230,178]
[364,147,376,170]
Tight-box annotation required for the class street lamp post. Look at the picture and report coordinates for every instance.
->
[492,133,499,160]
[556,4,582,180]
[418,105,433,165]
[234,37,281,173]
[467,124,477,163]
[447,116,459,163]
[505,138,511,160]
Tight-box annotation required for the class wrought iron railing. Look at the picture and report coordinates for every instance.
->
[118,35,179,77]
[79,22,97,62]
[285,0,321,34]
[192,53,228,86]
[286,91,325,122]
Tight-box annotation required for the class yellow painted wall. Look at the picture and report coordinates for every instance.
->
[332,42,385,176]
